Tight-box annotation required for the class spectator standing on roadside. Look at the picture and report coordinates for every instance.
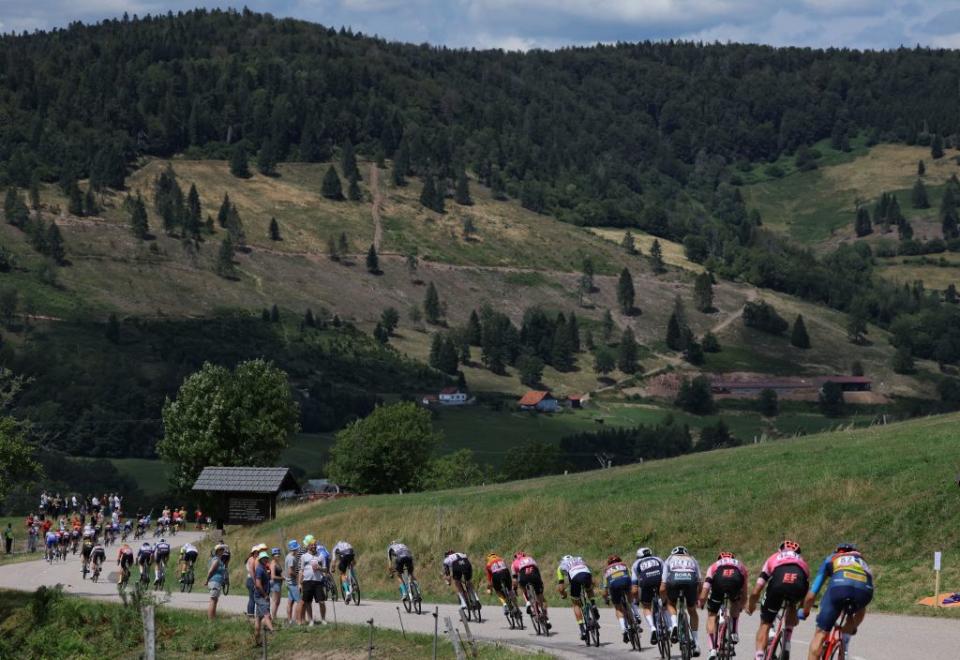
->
[205,544,228,619]
[246,544,266,618]
[285,540,302,624]
[298,536,323,625]
[254,551,276,644]
[270,548,284,621]
[4,524,13,554]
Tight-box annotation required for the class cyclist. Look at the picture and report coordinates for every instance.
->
[661,545,702,657]
[511,551,550,630]
[90,539,106,577]
[632,547,665,645]
[117,542,134,583]
[802,543,873,660]
[80,533,94,574]
[484,552,513,615]
[699,551,748,660]
[557,554,598,641]
[603,554,635,644]
[333,539,356,598]
[154,537,171,584]
[442,550,477,612]
[180,541,199,581]
[747,539,810,660]
[137,541,154,582]
[387,540,416,600]
[44,528,58,561]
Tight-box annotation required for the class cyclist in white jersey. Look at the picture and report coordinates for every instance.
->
[556,554,598,641]
[661,546,702,657]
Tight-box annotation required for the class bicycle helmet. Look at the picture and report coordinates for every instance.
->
[444,550,454,557]
[160,538,165,543]
[561,554,573,562]
[835,542,858,553]
[486,552,500,562]
[671,546,688,556]
[779,539,801,554]
[391,539,401,546]
[717,551,736,560]
[636,547,652,559]
[607,554,622,565]
[513,551,526,560]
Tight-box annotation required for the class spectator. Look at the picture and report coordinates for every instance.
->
[269,548,284,623]
[205,544,228,619]
[247,544,266,618]
[298,536,320,625]
[254,551,275,644]
[4,524,13,554]
[284,540,302,624]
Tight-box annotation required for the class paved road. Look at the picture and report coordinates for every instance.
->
[0,532,954,659]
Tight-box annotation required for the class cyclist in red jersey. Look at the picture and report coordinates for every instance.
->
[511,551,550,629]
[484,552,513,615]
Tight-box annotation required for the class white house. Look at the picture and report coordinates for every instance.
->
[438,387,469,406]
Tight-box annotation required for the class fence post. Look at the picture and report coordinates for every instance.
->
[142,603,156,660]
[432,607,439,660]
[458,606,479,658]
[396,606,406,638]
[444,616,467,660]
[366,618,375,660]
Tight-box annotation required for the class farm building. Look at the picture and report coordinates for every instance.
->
[518,390,561,412]
[567,394,586,409]
[814,376,872,392]
[439,387,470,405]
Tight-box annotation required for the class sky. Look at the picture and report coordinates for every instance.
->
[1,1,960,51]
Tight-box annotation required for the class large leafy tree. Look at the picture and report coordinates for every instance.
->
[0,368,39,503]
[158,359,300,492]
[327,402,440,494]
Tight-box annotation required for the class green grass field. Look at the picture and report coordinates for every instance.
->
[0,587,539,659]
[214,413,960,615]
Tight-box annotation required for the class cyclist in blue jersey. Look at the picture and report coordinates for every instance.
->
[801,543,873,660]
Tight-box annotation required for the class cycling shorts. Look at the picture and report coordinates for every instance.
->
[517,566,544,596]
[81,545,93,558]
[760,564,809,624]
[665,581,698,608]
[638,580,662,605]
[393,555,414,576]
[46,538,56,548]
[155,551,169,563]
[569,571,593,599]
[183,550,198,564]
[608,576,632,606]
[120,554,134,568]
[706,570,745,613]
[337,551,355,574]
[91,549,106,562]
[815,584,872,632]
[490,569,512,595]
[450,558,473,582]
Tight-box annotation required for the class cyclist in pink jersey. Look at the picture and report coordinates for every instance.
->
[511,551,550,628]
[698,552,748,660]
[747,540,810,660]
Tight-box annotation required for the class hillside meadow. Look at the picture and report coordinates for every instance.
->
[213,413,960,616]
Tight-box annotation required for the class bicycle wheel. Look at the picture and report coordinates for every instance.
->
[350,573,360,605]
[826,634,845,660]
[678,606,692,660]
[766,626,785,660]
[222,578,230,595]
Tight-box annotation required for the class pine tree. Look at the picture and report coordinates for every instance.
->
[217,193,231,227]
[347,172,362,201]
[304,308,316,328]
[617,327,639,374]
[341,140,360,180]
[28,176,40,210]
[462,216,476,240]
[420,174,444,213]
[593,346,615,377]
[693,272,714,312]
[225,205,246,249]
[83,187,98,216]
[338,232,349,256]
[46,223,65,264]
[455,168,472,205]
[617,267,635,314]
[392,140,409,186]
[257,139,278,176]
[932,133,945,160]
[621,230,637,255]
[366,244,380,274]
[216,235,235,278]
[567,313,581,352]
[373,322,389,345]
[229,142,250,178]
[790,315,811,349]
[269,304,280,323]
[702,331,721,352]
[941,187,959,239]
[490,168,507,200]
[424,282,441,324]
[129,193,149,239]
[912,179,930,209]
[650,239,666,273]
[918,160,926,176]
[269,217,281,241]
[380,307,400,335]
[846,313,868,344]
[666,312,683,351]
[327,236,339,261]
[322,165,344,200]
[551,322,575,371]
[946,284,959,304]
[466,310,482,345]
[854,206,872,237]
[601,309,614,342]
[186,184,202,237]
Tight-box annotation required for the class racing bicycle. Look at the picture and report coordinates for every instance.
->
[652,594,672,659]
[179,560,196,593]
[716,595,736,660]
[676,591,695,660]
[400,566,422,614]
[524,584,550,636]
[573,588,600,646]
[455,578,483,622]
[810,599,858,660]
[621,594,643,652]
[339,565,361,606]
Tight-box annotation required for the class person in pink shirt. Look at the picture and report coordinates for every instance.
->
[746,540,810,660]
[511,551,551,630]
[698,551,748,660]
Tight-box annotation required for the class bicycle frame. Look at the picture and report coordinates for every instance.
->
[716,595,734,660]
[653,595,672,659]
[677,592,694,660]
[820,603,856,660]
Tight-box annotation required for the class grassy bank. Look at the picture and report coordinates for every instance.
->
[0,587,544,659]
[217,414,960,616]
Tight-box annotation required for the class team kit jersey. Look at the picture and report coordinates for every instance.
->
[704,557,748,612]
[603,560,632,605]
[810,551,874,631]
[663,553,701,605]
[757,549,810,623]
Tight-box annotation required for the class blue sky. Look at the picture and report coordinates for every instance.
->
[2,1,960,51]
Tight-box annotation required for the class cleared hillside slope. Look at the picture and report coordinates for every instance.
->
[218,413,960,615]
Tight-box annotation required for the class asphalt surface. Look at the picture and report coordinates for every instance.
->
[0,531,955,659]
